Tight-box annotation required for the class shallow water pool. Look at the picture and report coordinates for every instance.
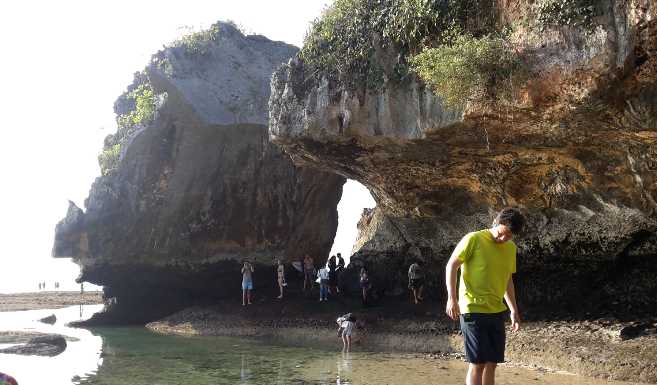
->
[0,306,649,385]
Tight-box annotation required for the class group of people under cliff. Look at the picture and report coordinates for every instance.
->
[239,252,426,308]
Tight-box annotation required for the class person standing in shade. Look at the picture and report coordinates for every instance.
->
[359,267,371,306]
[445,208,525,385]
[336,253,345,293]
[408,260,424,304]
[241,261,254,306]
[318,265,330,302]
[327,255,338,295]
[303,254,315,292]
[276,260,286,299]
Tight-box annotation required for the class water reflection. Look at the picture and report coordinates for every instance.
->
[240,355,252,384]
[0,304,104,385]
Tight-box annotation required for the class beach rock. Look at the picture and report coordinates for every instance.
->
[52,22,345,324]
[38,314,56,324]
[269,1,657,318]
[0,334,67,357]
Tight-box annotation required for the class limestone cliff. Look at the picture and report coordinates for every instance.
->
[269,1,657,318]
[53,22,345,323]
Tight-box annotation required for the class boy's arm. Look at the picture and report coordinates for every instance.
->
[445,254,463,320]
[504,277,520,332]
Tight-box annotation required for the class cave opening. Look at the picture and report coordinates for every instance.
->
[328,179,376,267]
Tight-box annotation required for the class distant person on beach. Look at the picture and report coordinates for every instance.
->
[359,267,371,306]
[80,282,84,294]
[276,260,286,299]
[318,265,330,302]
[336,253,345,293]
[303,254,315,292]
[241,261,254,306]
[445,207,524,385]
[408,260,424,304]
[328,255,338,295]
[336,313,356,352]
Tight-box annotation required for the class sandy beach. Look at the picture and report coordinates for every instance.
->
[0,291,103,312]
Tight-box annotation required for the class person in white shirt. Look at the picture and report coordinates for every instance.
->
[317,266,330,301]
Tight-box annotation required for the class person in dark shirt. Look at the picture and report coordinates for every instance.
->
[327,255,338,295]
[336,253,345,293]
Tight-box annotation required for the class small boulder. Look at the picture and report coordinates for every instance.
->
[38,314,57,324]
[0,334,67,356]
[619,324,646,340]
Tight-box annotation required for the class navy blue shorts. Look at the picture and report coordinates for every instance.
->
[460,312,506,363]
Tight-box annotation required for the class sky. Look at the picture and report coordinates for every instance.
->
[0,0,375,293]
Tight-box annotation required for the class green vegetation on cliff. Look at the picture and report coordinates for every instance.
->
[116,83,156,129]
[170,23,222,56]
[98,144,121,177]
[410,29,526,108]
[533,0,600,31]
[99,78,157,176]
[300,0,499,91]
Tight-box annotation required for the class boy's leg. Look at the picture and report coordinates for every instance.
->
[482,362,497,385]
[346,335,351,352]
[467,363,485,385]
[418,285,424,300]
[247,289,252,304]
[242,289,246,306]
[341,334,347,351]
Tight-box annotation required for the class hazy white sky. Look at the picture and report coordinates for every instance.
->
[0,0,375,293]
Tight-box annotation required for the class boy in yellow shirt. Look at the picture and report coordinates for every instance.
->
[445,208,525,385]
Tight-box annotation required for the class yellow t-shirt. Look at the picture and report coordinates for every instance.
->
[452,230,516,314]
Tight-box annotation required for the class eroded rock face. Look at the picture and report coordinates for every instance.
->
[270,2,657,318]
[53,22,345,324]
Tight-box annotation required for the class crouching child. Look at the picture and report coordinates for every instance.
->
[336,313,356,352]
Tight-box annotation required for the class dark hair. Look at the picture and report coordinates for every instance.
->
[494,207,525,234]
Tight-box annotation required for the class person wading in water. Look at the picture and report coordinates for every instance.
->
[445,208,525,385]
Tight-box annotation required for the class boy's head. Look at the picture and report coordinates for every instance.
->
[492,207,525,243]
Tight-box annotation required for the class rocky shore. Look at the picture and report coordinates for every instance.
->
[147,296,657,384]
[0,291,103,312]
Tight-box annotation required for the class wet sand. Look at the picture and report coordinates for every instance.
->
[0,291,103,312]
[300,353,650,385]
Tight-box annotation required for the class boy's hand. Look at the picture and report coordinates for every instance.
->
[510,311,520,332]
[445,297,460,320]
